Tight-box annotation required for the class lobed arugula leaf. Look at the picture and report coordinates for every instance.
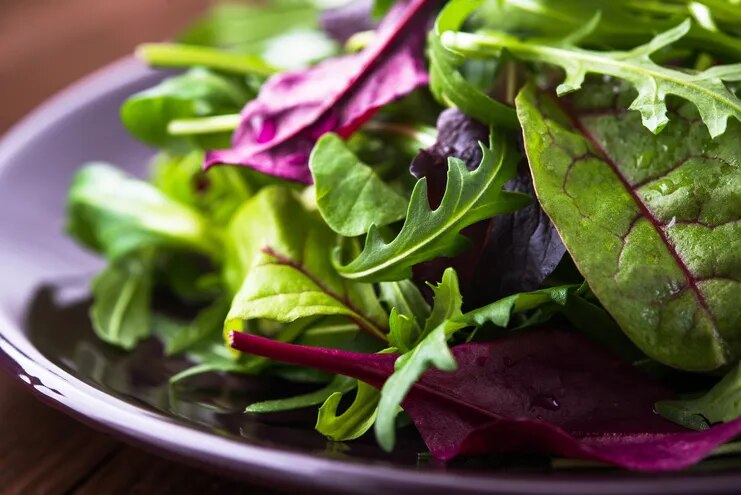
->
[335,134,530,282]
[225,186,388,340]
[428,0,518,127]
[443,19,741,137]
[90,253,154,350]
[309,133,408,237]
[316,380,380,441]
[516,82,741,370]
[66,163,221,261]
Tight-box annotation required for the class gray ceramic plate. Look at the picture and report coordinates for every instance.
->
[1,58,741,495]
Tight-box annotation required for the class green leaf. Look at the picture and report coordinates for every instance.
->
[428,0,518,127]
[225,186,388,340]
[309,133,408,237]
[121,68,252,150]
[151,152,254,225]
[657,363,741,431]
[180,0,336,70]
[375,268,463,451]
[316,380,380,441]
[136,43,278,76]
[516,82,741,371]
[380,280,430,352]
[246,374,356,413]
[90,253,154,350]
[464,284,578,328]
[443,20,741,137]
[335,133,530,282]
[153,298,230,355]
[66,163,221,261]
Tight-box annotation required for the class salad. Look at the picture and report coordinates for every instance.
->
[65,0,741,471]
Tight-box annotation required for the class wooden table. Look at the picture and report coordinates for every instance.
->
[0,1,283,493]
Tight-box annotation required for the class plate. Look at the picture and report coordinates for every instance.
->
[1,58,741,495]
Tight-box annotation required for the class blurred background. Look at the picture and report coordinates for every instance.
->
[0,0,209,132]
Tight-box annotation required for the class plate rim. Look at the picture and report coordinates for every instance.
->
[1,56,741,495]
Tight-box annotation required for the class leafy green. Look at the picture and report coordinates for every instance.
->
[90,253,154,350]
[66,163,221,260]
[151,152,254,225]
[121,68,252,150]
[153,298,230,355]
[309,133,408,237]
[316,380,380,441]
[443,19,741,137]
[335,133,530,282]
[516,83,741,371]
[428,0,518,127]
[180,0,336,69]
[380,280,430,352]
[136,43,277,76]
[375,269,465,451]
[225,186,388,339]
[246,374,355,413]
[657,363,741,431]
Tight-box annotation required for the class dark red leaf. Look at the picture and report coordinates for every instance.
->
[204,0,435,182]
[230,328,741,471]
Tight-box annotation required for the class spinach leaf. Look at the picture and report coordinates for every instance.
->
[516,82,741,370]
[336,134,530,282]
[444,19,741,137]
[246,374,355,413]
[66,163,220,261]
[90,253,154,350]
[309,133,408,237]
[121,68,252,151]
[316,380,380,441]
[225,186,388,340]
[657,363,741,431]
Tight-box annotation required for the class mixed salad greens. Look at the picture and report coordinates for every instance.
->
[65,0,741,471]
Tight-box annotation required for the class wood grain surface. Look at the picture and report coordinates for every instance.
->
[0,1,284,493]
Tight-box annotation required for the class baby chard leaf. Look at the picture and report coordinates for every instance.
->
[516,83,741,371]
[226,186,388,340]
[335,134,530,282]
[309,133,408,237]
[443,19,741,137]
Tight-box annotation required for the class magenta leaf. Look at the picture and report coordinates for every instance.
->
[204,0,434,182]
[230,328,741,471]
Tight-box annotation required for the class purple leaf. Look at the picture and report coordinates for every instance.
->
[409,110,565,304]
[204,0,434,183]
[320,0,376,45]
[230,328,741,471]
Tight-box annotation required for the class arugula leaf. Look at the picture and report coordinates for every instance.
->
[316,380,380,441]
[380,280,430,351]
[335,134,530,282]
[225,186,388,339]
[121,68,252,150]
[90,253,154,350]
[516,82,741,370]
[246,374,355,413]
[657,363,741,431]
[428,0,518,127]
[66,163,221,261]
[309,133,408,237]
[464,284,578,328]
[375,268,465,451]
[443,19,741,137]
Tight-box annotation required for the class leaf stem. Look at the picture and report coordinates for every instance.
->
[361,121,437,148]
[168,114,241,136]
[136,43,278,76]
